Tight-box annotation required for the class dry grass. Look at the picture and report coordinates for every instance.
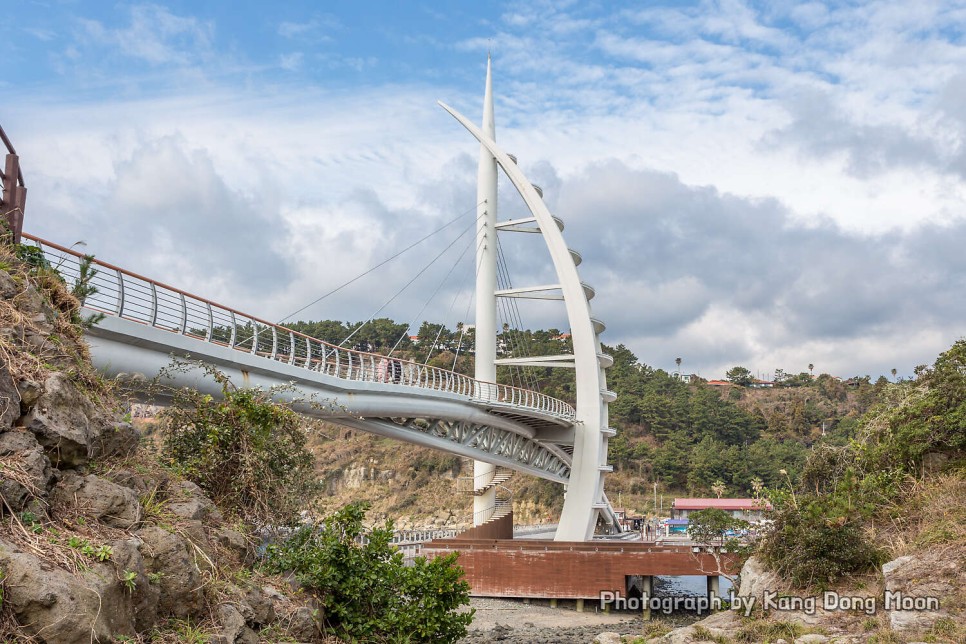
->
[875,473,966,557]
[0,244,106,395]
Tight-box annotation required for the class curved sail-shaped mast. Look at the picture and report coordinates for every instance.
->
[442,60,616,541]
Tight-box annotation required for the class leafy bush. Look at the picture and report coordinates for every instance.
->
[158,367,317,526]
[759,487,884,589]
[266,502,473,643]
[858,339,966,473]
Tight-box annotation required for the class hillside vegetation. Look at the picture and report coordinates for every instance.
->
[287,317,891,523]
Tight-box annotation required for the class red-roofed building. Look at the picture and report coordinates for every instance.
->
[671,498,772,522]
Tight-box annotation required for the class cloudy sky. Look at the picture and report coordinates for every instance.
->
[4,1,965,380]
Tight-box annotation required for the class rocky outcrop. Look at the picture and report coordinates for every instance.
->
[738,555,782,598]
[0,363,21,429]
[0,538,136,643]
[882,551,964,634]
[136,525,206,618]
[21,372,137,467]
[0,253,338,642]
[0,429,54,512]
[52,471,143,528]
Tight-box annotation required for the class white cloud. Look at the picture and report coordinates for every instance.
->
[78,4,214,66]
[8,1,966,380]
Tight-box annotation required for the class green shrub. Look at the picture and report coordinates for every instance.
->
[759,490,883,589]
[266,502,473,643]
[158,367,317,526]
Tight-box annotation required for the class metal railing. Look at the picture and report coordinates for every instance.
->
[22,234,576,422]
[473,484,513,525]
[456,466,513,494]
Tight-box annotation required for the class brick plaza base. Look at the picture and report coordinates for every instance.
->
[422,538,740,600]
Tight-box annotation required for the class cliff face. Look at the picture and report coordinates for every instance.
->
[0,248,321,642]
[306,428,564,530]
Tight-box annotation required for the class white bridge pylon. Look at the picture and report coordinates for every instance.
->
[442,58,617,541]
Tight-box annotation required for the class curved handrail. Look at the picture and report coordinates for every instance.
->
[21,233,576,423]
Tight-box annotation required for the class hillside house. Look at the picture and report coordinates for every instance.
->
[671,498,772,523]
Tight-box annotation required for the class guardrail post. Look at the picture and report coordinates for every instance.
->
[113,269,125,316]
[179,292,187,334]
[229,311,237,348]
[205,302,213,341]
[149,283,158,326]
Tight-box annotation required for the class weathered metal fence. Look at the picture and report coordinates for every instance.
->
[0,125,27,244]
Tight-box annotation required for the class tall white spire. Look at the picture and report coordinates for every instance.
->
[473,56,499,525]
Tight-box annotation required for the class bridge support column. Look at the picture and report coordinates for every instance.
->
[472,461,496,525]
[641,575,653,621]
[576,598,584,613]
[707,575,720,601]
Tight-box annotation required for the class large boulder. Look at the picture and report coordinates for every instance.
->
[109,537,161,631]
[167,480,222,522]
[0,429,54,512]
[0,538,136,642]
[52,472,142,529]
[20,373,139,468]
[21,373,108,467]
[883,551,964,634]
[738,556,782,599]
[0,268,19,299]
[136,525,205,618]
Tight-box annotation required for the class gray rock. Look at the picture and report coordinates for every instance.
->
[17,378,42,413]
[0,429,54,511]
[52,471,142,528]
[179,518,216,565]
[170,480,223,522]
[136,525,205,618]
[738,555,782,599]
[0,268,19,299]
[217,602,248,642]
[109,537,161,631]
[593,633,623,644]
[243,584,276,626]
[882,554,953,633]
[92,420,140,460]
[22,372,103,466]
[795,635,829,643]
[0,363,21,429]
[216,526,251,560]
[0,538,136,642]
[881,555,914,577]
[285,605,320,640]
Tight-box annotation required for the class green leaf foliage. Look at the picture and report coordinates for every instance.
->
[759,340,966,589]
[266,502,473,643]
[159,369,317,526]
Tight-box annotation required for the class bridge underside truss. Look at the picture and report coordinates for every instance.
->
[334,417,571,483]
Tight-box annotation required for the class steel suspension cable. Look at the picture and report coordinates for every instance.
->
[277,202,483,323]
[339,218,477,348]
[388,225,485,357]
[496,240,542,393]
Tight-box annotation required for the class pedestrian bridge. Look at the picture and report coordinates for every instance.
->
[23,234,583,485]
[16,61,622,542]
